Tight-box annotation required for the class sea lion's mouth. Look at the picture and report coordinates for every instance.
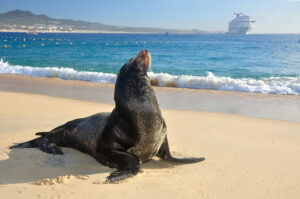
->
[134,49,151,72]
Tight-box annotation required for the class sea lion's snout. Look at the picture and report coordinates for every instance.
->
[134,49,151,73]
[117,50,152,77]
[137,49,149,57]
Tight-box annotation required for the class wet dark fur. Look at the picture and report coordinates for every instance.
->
[10,50,205,183]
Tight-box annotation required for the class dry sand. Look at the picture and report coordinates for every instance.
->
[0,90,300,199]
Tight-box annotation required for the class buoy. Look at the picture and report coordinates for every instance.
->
[69,42,72,45]
[56,43,59,45]
[41,43,45,46]
[106,43,109,45]
[115,42,119,45]
[3,40,7,42]
[135,41,139,44]
[3,45,8,48]
[124,41,128,44]
[144,41,147,44]
[23,38,26,42]
[33,38,35,41]
[82,42,86,45]
[22,44,26,48]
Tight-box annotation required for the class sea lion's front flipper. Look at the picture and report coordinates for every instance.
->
[156,136,205,163]
[106,170,138,184]
[105,150,141,183]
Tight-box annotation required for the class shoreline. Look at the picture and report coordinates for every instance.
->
[0,73,299,122]
[1,30,300,34]
[0,30,206,34]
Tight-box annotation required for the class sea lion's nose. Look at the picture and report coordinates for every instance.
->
[138,49,149,57]
[136,50,150,61]
[134,50,151,72]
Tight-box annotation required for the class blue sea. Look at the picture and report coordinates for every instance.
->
[0,32,300,95]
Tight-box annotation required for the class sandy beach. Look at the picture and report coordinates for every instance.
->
[0,75,300,199]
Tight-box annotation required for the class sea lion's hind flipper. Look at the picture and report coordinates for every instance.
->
[10,118,83,153]
[36,131,48,136]
[10,137,63,155]
[38,138,63,155]
[10,138,39,149]
[156,137,205,163]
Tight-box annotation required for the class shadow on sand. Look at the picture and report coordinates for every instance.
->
[0,147,175,185]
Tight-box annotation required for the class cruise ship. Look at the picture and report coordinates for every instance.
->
[227,13,255,34]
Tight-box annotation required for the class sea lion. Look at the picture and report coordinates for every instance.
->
[10,50,205,183]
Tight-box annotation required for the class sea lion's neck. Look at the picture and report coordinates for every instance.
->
[114,73,161,122]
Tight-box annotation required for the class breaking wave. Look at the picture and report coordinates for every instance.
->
[0,59,117,83]
[148,72,300,95]
[1,59,299,95]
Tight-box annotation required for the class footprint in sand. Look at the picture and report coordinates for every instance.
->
[33,175,89,186]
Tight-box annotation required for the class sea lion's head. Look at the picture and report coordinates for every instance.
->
[133,49,151,73]
[115,50,156,113]
[117,50,151,77]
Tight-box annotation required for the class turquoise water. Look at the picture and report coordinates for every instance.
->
[1,32,300,95]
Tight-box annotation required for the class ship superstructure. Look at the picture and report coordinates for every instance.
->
[228,13,255,34]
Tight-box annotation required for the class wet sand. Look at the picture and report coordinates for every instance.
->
[1,74,300,122]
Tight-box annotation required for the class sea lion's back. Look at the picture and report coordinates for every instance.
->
[71,112,110,155]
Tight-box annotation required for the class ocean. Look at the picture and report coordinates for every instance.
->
[0,32,300,95]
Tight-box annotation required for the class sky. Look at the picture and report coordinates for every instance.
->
[0,0,300,33]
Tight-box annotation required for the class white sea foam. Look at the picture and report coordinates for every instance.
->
[148,72,300,95]
[1,59,299,95]
[0,59,117,83]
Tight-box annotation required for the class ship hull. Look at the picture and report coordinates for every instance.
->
[228,26,251,34]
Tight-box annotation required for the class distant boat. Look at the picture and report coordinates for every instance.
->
[227,13,255,34]
[165,32,169,36]
[27,31,38,35]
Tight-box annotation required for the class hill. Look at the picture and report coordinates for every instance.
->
[0,9,205,33]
